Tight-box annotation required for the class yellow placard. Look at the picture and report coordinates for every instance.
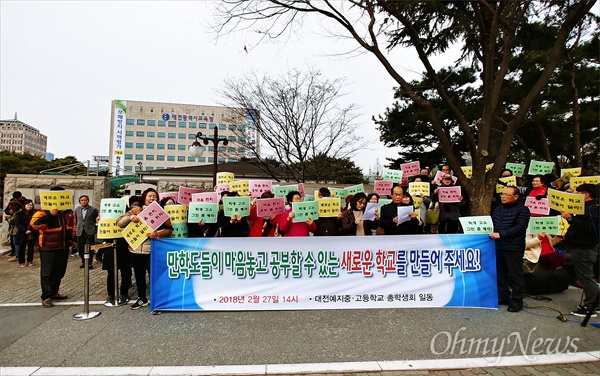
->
[164,204,188,224]
[548,188,585,215]
[216,172,234,185]
[318,198,341,218]
[496,176,517,193]
[460,166,472,179]
[97,219,124,239]
[559,217,570,236]
[39,191,73,210]
[413,196,423,209]
[122,220,152,250]
[561,167,581,177]
[570,176,600,189]
[408,182,430,198]
[485,163,494,172]
[230,180,249,196]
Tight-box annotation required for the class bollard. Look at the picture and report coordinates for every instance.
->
[105,242,126,307]
[73,244,101,321]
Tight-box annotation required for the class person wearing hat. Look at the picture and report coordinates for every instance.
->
[432,174,464,234]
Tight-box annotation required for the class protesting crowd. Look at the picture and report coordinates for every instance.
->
[3,162,599,318]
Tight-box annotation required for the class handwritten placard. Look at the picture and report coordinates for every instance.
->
[191,192,219,204]
[164,204,188,224]
[346,184,365,196]
[382,169,403,182]
[529,216,561,235]
[318,198,341,218]
[249,180,273,197]
[274,184,301,199]
[170,222,188,238]
[40,191,73,210]
[408,182,430,198]
[570,176,600,189]
[496,176,517,193]
[524,196,550,216]
[297,183,305,197]
[292,201,319,223]
[460,166,472,179]
[99,198,126,219]
[459,216,493,234]
[374,181,393,196]
[215,184,230,195]
[413,196,423,209]
[560,167,581,177]
[438,186,462,203]
[223,196,251,217]
[559,217,569,236]
[216,172,234,185]
[188,202,218,223]
[528,160,555,175]
[505,163,526,177]
[433,171,458,185]
[548,188,584,215]
[256,197,286,217]
[229,180,249,196]
[122,220,152,251]
[159,192,179,203]
[304,195,315,202]
[178,187,203,205]
[97,219,123,239]
[401,161,420,177]
[328,187,348,199]
[138,201,169,231]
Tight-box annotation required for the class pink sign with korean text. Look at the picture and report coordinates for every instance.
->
[138,201,169,231]
[374,181,393,196]
[438,186,462,203]
[249,180,273,197]
[401,161,421,177]
[215,184,230,195]
[178,187,203,205]
[191,192,219,204]
[256,197,286,217]
[525,196,550,216]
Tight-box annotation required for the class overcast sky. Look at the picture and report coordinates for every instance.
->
[1,1,450,174]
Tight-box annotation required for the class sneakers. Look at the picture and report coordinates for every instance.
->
[7,256,18,262]
[571,305,598,317]
[51,293,68,300]
[42,298,54,308]
[120,295,130,304]
[130,298,149,310]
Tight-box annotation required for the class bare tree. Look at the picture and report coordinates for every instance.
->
[213,0,596,214]
[216,67,366,182]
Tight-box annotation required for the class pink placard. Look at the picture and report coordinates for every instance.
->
[438,186,462,203]
[191,192,218,204]
[401,161,421,177]
[138,201,169,231]
[374,181,393,196]
[256,197,286,216]
[297,183,305,197]
[525,196,550,216]
[434,171,458,185]
[249,180,273,198]
[215,184,230,195]
[178,187,203,205]
[159,192,179,203]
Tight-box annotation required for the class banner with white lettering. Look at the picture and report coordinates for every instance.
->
[150,235,497,311]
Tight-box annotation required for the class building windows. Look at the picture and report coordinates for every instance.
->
[238,147,245,152]
[229,125,236,130]
[219,124,226,130]
[157,144,165,149]
[136,131,144,137]
[228,147,236,153]
[228,158,237,162]
[177,156,185,162]
[179,122,186,128]
[135,154,143,160]
[156,167,164,170]
[157,155,165,161]
[126,131,134,137]
[208,146,214,152]
[168,144,175,150]
[218,146,225,152]
[158,121,166,127]
[167,133,175,138]
[147,132,155,137]
[238,125,245,131]
[146,167,154,171]
[125,154,133,160]
[208,157,214,163]
[126,119,135,125]
[177,145,186,151]
[125,142,133,148]
[136,143,144,148]
[157,132,165,138]
[168,121,176,127]
[218,157,225,163]
[146,143,154,149]
[148,120,156,126]
[137,119,145,125]
[228,136,235,141]
[178,133,186,139]
[125,166,133,171]
[188,157,196,162]
[238,136,246,142]
[199,157,206,162]
[167,156,175,162]
[199,123,207,129]
[146,155,154,160]
[188,134,196,139]
[189,122,196,128]
[209,123,216,129]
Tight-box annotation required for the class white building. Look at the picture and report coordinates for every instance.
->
[109,100,259,175]
[0,117,47,157]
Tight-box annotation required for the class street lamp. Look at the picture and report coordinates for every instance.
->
[189,127,229,187]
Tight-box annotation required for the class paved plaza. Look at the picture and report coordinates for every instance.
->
[0,246,598,375]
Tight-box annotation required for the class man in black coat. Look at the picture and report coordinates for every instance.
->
[491,186,531,312]
[379,185,419,235]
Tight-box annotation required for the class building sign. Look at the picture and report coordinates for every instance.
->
[93,155,109,162]
[110,100,126,176]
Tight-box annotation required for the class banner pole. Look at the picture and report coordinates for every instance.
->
[73,244,101,320]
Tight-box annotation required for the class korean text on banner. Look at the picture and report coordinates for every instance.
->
[570,176,600,190]
[528,160,555,175]
[460,166,473,179]
[496,176,517,193]
[505,163,526,177]
[40,191,73,210]
[149,235,498,311]
[346,184,365,196]
[408,182,430,198]
[123,220,152,250]
[328,187,347,199]
[560,167,581,177]
[215,184,230,195]
[230,180,249,197]
[249,180,273,197]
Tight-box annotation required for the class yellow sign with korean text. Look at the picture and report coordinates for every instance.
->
[570,176,600,190]
[318,198,341,218]
[164,204,188,224]
[39,191,73,210]
[559,217,570,236]
[122,219,152,251]
[230,180,250,196]
[460,166,472,179]
[560,167,581,177]
[216,172,234,185]
[548,188,584,215]
[408,182,430,198]
[496,176,517,193]
[97,219,123,239]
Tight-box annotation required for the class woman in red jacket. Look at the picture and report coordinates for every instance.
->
[279,191,316,237]
[248,191,281,237]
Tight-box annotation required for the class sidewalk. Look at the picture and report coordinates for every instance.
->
[0,246,598,375]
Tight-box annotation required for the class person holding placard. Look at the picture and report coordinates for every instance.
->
[117,188,173,310]
[379,186,419,235]
[313,188,342,236]
[525,175,548,217]
[279,191,316,237]
[216,192,249,237]
[433,175,464,234]
[363,193,380,235]
[248,191,280,237]
[560,183,599,317]
[490,186,531,313]
[30,186,76,308]
[340,193,368,236]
